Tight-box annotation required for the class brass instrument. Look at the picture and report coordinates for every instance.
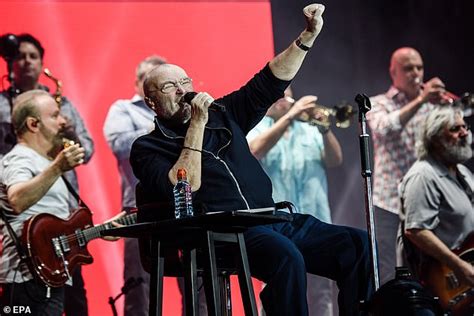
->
[286,96,355,128]
[419,79,473,110]
[43,68,63,106]
[452,92,474,113]
[437,89,474,117]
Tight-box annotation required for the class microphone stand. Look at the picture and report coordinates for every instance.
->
[355,93,380,292]
[108,277,144,316]
[6,58,17,106]
[0,34,20,106]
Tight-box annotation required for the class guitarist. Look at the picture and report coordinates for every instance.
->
[0,90,116,316]
[0,33,94,316]
[398,106,474,309]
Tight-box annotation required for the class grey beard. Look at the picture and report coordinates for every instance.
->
[440,135,473,164]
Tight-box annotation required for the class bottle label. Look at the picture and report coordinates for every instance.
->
[173,180,194,219]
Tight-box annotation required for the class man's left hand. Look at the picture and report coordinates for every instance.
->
[303,3,325,38]
[101,211,127,241]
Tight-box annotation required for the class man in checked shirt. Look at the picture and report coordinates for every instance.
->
[367,47,452,284]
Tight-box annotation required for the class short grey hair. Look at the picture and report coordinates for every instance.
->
[136,55,167,81]
[11,90,50,136]
[416,106,464,159]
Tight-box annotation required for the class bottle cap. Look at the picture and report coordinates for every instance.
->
[177,168,187,181]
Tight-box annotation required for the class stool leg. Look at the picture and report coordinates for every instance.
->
[203,231,221,316]
[236,233,257,316]
[183,248,199,316]
[149,238,164,316]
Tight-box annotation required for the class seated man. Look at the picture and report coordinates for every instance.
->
[130,4,373,315]
[398,106,474,309]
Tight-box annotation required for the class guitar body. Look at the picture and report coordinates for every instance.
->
[419,232,474,316]
[22,207,94,287]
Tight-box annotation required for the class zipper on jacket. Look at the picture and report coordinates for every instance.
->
[157,119,251,210]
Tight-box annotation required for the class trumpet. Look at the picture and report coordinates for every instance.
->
[453,92,474,117]
[43,68,63,106]
[418,78,472,107]
[450,92,474,108]
[286,96,355,128]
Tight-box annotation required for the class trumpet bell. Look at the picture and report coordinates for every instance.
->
[454,92,474,117]
[298,103,355,129]
[334,104,354,128]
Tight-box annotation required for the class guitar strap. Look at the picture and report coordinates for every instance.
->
[456,169,474,202]
[0,183,29,262]
[61,175,91,211]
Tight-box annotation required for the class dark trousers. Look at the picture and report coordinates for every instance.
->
[177,277,208,316]
[0,280,64,316]
[64,266,88,316]
[124,238,150,316]
[244,213,373,316]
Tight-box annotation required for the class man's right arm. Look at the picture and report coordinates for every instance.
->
[248,116,292,160]
[249,95,317,159]
[167,93,212,191]
[398,77,448,127]
[405,229,474,286]
[7,145,84,214]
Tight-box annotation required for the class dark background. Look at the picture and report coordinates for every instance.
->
[270,0,474,228]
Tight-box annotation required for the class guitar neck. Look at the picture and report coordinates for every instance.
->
[81,213,137,242]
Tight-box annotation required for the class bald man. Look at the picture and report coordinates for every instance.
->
[366,47,450,284]
[130,4,373,315]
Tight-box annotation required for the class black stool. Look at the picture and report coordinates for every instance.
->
[102,212,291,316]
[146,227,257,316]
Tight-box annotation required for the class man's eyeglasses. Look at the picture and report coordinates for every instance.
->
[449,123,470,133]
[160,77,193,94]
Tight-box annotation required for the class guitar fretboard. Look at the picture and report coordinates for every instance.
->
[81,213,137,242]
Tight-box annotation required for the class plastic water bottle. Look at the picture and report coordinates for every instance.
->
[173,168,194,219]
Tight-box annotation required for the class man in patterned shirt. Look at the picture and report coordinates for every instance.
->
[367,47,450,284]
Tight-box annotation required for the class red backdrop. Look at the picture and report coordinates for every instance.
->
[0,1,274,315]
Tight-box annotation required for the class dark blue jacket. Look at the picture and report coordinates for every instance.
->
[130,65,289,219]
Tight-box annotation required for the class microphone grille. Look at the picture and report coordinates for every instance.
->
[183,92,197,104]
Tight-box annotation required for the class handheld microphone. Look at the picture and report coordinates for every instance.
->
[183,92,226,112]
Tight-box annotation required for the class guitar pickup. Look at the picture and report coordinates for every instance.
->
[59,235,71,253]
[52,237,68,257]
[75,229,86,247]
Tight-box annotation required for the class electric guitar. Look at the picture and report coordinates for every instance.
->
[21,207,136,287]
[418,232,474,316]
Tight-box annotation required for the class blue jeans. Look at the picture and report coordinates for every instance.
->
[1,280,64,316]
[244,213,373,316]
